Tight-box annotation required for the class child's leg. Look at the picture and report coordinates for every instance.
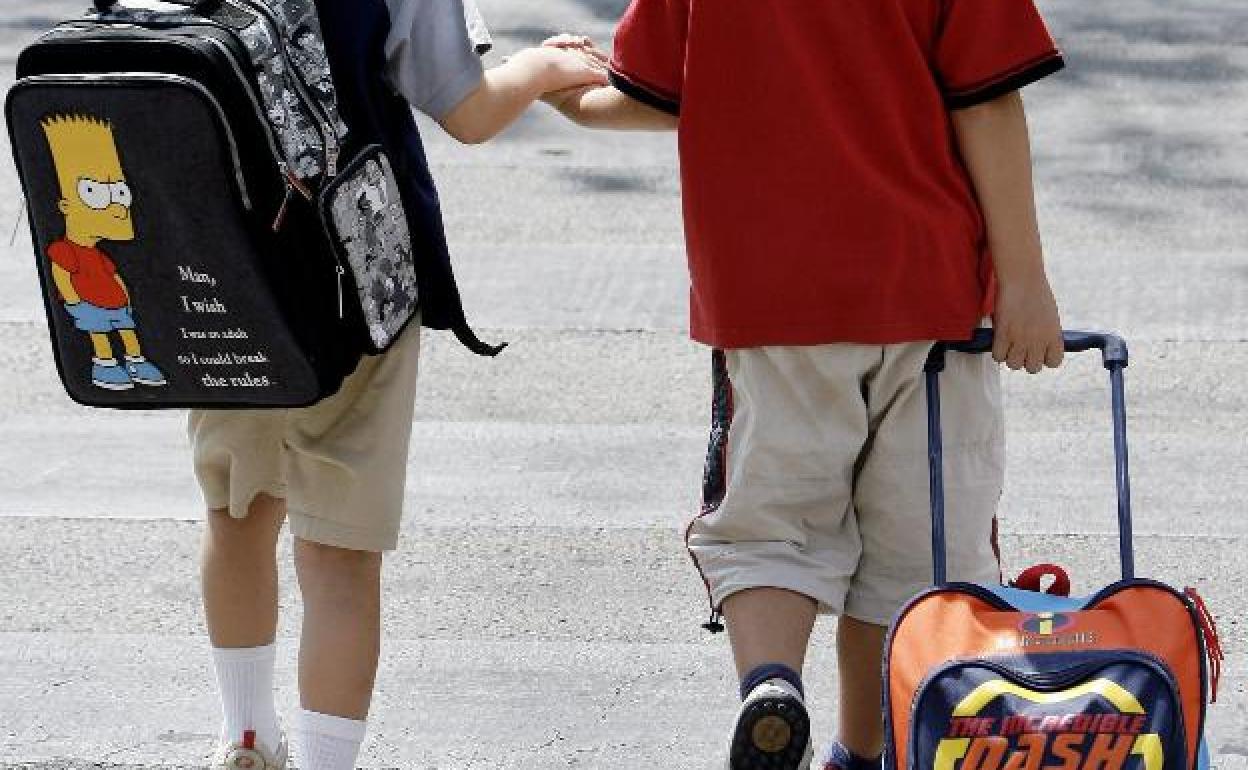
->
[835,617,888,757]
[723,587,817,677]
[688,347,882,769]
[288,538,382,770]
[292,538,382,719]
[202,494,286,647]
[843,343,1004,763]
[200,494,287,757]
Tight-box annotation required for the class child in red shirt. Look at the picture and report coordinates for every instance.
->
[545,1,1067,767]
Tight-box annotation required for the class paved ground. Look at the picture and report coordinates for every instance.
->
[0,0,1245,767]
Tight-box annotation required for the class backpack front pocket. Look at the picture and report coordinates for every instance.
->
[7,73,321,407]
[909,653,1186,770]
[318,145,419,353]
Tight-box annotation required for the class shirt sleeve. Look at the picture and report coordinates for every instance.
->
[383,0,486,121]
[47,241,79,273]
[609,0,689,117]
[933,0,1065,109]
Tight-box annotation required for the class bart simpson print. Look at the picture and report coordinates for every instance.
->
[41,114,166,390]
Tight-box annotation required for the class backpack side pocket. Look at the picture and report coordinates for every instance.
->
[318,145,419,354]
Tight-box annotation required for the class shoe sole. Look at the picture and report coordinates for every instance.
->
[92,379,134,390]
[131,377,167,387]
[729,694,811,770]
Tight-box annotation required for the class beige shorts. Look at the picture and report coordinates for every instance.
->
[187,325,422,552]
[687,341,1004,626]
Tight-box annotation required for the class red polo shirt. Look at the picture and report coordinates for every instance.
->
[610,0,1065,348]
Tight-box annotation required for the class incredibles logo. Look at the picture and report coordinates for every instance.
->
[934,679,1165,770]
[996,613,1096,650]
[1020,613,1075,636]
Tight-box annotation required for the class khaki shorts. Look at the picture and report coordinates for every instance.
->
[687,341,1004,626]
[187,325,422,552]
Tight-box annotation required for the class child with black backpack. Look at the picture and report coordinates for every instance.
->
[188,2,607,769]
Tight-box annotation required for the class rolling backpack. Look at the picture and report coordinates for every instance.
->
[6,0,428,408]
[884,330,1224,770]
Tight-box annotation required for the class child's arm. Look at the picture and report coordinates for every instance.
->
[952,91,1064,374]
[439,47,609,144]
[543,84,677,131]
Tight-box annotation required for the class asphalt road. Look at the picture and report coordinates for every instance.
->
[0,0,1245,768]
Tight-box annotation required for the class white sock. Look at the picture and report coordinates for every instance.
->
[211,643,282,755]
[292,708,367,770]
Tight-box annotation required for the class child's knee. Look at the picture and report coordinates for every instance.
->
[204,493,285,546]
[293,537,382,586]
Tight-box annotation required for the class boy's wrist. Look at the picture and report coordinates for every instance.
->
[993,252,1048,286]
[988,235,1047,283]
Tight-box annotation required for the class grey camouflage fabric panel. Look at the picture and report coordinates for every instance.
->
[328,153,418,349]
[233,0,334,181]
[265,0,348,142]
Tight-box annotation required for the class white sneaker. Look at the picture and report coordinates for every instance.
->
[213,730,288,770]
[726,678,813,770]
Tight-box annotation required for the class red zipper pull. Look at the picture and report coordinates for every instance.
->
[1185,587,1224,703]
[271,184,294,232]
[271,167,316,232]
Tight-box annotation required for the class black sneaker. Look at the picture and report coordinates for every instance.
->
[728,678,812,770]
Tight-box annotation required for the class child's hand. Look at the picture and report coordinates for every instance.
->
[509,44,608,95]
[991,271,1064,373]
[541,34,610,67]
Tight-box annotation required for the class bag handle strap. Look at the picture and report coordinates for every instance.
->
[924,328,1134,585]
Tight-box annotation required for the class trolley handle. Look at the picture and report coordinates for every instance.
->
[931,329,1129,371]
[925,328,1136,586]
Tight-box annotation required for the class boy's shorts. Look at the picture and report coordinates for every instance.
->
[187,324,422,552]
[687,340,1004,626]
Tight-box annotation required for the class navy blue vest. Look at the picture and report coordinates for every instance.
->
[315,0,503,356]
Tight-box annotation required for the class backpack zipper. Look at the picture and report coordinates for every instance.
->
[44,21,286,201]
[16,72,253,211]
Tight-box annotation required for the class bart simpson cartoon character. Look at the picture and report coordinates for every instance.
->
[41,114,167,390]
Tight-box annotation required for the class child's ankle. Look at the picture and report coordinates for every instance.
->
[824,741,882,770]
[739,662,804,700]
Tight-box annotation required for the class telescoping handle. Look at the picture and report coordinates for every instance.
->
[924,329,1134,585]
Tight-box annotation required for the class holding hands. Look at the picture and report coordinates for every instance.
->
[438,33,608,144]
[510,35,609,94]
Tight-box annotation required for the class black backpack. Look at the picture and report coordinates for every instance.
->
[7,0,426,408]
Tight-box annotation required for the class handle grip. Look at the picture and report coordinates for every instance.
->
[930,328,1129,370]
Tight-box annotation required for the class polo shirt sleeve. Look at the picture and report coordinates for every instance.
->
[383,0,486,121]
[934,0,1065,109]
[609,0,689,117]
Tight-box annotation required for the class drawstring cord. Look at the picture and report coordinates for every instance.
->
[1185,587,1224,703]
[702,609,725,634]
